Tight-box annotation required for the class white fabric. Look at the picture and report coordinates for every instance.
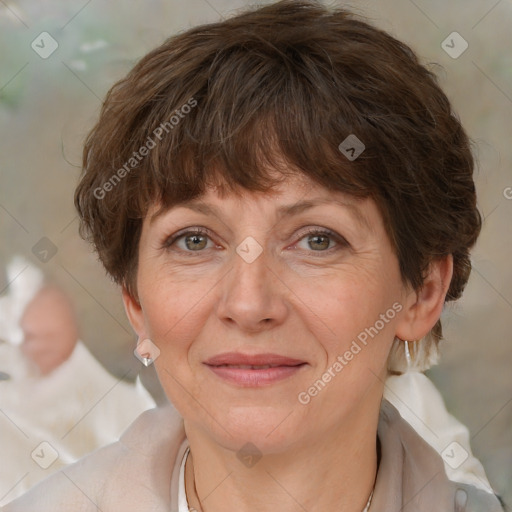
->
[0,256,44,346]
[383,371,493,493]
[178,446,191,512]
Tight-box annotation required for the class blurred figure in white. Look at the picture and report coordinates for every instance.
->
[0,257,155,505]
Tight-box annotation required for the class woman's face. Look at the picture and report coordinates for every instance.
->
[125,173,412,453]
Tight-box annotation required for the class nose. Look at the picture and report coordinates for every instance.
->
[216,243,289,333]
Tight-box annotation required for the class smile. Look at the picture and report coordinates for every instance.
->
[215,364,286,369]
[203,352,308,387]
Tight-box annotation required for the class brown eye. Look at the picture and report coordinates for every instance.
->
[294,228,348,253]
[184,233,208,251]
[307,234,331,251]
[164,228,214,253]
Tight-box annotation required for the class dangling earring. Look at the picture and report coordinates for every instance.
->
[134,338,160,366]
[404,340,412,369]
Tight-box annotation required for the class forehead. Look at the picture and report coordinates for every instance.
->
[148,173,375,233]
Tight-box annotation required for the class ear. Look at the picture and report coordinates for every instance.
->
[395,254,453,341]
[122,285,147,339]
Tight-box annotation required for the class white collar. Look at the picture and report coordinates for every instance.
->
[178,446,191,512]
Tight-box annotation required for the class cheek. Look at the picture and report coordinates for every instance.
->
[295,263,398,348]
[296,272,401,414]
[140,281,206,410]
[138,274,214,367]
[22,337,48,356]
[297,276,399,401]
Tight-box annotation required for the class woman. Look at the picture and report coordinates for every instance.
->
[3,1,504,510]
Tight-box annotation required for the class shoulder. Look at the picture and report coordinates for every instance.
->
[376,400,505,511]
[1,405,186,512]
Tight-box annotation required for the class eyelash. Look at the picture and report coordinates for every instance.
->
[162,226,349,255]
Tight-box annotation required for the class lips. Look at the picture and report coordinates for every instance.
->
[204,352,306,367]
[204,352,307,387]
[214,364,284,369]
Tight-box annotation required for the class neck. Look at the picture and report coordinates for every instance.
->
[184,398,380,512]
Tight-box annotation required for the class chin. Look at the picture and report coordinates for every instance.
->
[203,404,305,455]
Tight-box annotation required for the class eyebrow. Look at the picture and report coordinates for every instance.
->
[276,198,371,231]
[152,197,371,231]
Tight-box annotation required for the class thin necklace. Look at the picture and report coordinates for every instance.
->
[362,490,374,512]
[185,449,375,512]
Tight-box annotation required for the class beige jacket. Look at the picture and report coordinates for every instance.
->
[2,400,504,511]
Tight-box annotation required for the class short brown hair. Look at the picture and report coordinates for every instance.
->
[75,0,481,370]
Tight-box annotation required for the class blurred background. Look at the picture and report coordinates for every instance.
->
[0,0,511,504]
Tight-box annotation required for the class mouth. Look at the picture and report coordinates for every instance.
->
[203,352,307,387]
[213,364,299,369]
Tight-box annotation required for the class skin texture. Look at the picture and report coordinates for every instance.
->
[20,286,78,376]
[123,172,453,512]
